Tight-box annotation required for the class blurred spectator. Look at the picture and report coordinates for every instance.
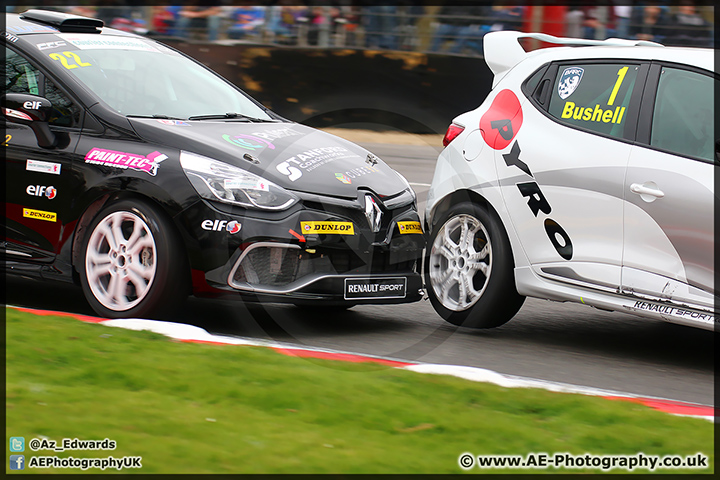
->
[629,5,669,44]
[176,4,223,41]
[227,6,265,40]
[582,6,614,40]
[488,5,524,32]
[394,5,425,51]
[430,6,487,54]
[613,4,632,39]
[363,5,398,49]
[664,0,711,46]
[150,6,177,35]
[265,4,308,45]
[565,7,584,38]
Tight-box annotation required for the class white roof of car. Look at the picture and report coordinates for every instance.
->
[484,31,713,86]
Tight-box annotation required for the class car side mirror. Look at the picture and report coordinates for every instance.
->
[1,93,57,148]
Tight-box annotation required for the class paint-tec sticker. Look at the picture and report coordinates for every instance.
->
[300,221,354,235]
[156,119,190,126]
[84,148,167,176]
[398,221,422,234]
[26,159,61,175]
[57,34,159,52]
[223,134,275,151]
[23,208,57,222]
[252,127,302,141]
[558,67,584,99]
[479,89,523,151]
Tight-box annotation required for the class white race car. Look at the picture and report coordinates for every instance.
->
[425,31,715,331]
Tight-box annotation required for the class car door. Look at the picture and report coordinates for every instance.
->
[499,60,646,293]
[3,45,84,262]
[622,63,716,312]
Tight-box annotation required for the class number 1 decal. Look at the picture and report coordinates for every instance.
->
[49,51,92,69]
[608,66,628,106]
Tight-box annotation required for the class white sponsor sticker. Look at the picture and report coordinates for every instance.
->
[57,34,159,52]
[224,178,270,191]
[26,159,61,175]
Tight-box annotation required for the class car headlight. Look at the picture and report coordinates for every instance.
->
[180,151,298,210]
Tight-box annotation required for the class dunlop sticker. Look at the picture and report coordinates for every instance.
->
[300,221,354,235]
[23,208,57,222]
[398,221,423,234]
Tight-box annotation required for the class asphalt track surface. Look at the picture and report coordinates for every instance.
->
[4,141,713,407]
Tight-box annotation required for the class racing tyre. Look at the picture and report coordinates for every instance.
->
[425,202,525,328]
[80,199,188,319]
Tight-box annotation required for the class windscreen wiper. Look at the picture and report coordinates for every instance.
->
[187,112,277,122]
[126,114,186,120]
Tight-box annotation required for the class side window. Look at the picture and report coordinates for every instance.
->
[547,63,639,139]
[4,46,81,128]
[4,47,40,95]
[44,77,82,128]
[650,67,714,161]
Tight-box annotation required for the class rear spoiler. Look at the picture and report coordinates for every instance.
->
[484,31,663,86]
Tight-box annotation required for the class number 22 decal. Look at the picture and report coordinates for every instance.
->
[2,134,11,147]
[49,51,92,69]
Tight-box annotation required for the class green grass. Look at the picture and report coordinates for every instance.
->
[5,308,714,474]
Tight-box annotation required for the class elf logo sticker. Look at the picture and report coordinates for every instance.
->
[201,220,242,234]
[26,185,57,199]
[398,221,422,234]
[23,208,57,222]
[479,89,523,151]
[300,221,354,235]
[558,67,584,99]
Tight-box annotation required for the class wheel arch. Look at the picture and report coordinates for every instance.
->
[428,189,523,271]
[70,189,192,296]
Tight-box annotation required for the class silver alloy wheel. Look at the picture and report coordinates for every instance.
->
[85,211,157,312]
[429,214,492,312]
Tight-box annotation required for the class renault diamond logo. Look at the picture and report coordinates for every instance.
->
[364,195,383,233]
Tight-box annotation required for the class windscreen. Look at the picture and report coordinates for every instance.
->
[45,33,271,120]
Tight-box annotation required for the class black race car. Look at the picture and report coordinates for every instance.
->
[2,10,425,318]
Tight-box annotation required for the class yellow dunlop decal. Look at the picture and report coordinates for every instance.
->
[300,221,354,235]
[398,221,423,234]
[23,208,57,222]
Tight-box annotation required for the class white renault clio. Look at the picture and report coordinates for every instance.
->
[425,31,715,331]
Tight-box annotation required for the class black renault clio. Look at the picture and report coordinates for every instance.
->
[3,10,425,318]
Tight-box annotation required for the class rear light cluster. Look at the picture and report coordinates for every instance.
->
[442,123,465,147]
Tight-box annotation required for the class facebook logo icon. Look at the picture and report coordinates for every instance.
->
[10,455,25,470]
